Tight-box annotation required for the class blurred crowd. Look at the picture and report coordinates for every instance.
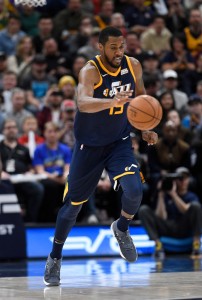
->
[0,0,201,226]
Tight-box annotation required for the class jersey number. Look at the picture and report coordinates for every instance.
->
[109,82,131,115]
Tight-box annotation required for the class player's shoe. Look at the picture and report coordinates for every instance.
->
[111,220,138,262]
[43,254,62,286]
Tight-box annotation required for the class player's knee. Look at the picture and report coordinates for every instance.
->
[59,202,83,221]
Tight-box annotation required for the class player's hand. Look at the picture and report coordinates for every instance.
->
[112,90,133,106]
[142,130,158,145]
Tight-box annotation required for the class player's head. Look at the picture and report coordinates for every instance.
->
[98,26,124,69]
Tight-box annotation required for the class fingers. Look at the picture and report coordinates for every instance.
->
[114,90,133,101]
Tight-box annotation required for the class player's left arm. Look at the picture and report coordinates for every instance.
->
[129,57,158,145]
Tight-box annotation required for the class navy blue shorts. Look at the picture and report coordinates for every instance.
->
[63,137,140,205]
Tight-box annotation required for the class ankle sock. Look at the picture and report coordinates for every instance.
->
[117,215,133,232]
[50,239,64,259]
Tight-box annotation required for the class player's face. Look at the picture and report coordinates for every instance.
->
[100,36,125,69]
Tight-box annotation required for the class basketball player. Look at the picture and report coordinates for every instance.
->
[44,27,158,286]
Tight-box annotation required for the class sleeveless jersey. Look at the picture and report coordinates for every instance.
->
[74,55,136,146]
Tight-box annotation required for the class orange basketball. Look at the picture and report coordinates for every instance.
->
[127,95,163,130]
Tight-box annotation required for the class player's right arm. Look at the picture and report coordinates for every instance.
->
[77,63,133,113]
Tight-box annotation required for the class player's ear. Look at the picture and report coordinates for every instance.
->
[98,43,103,51]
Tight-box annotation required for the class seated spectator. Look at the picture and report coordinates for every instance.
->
[1,71,18,113]
[147,120,191,199]
[37,89,63,133]
[155,91,176,136]
[181,95,202,131]
[110,12,127,37]
[161,33,195,95]
[0,118,44,222]
[19,5,41,37]
[18,115,44,157]
[192,55,202,93]
[6,88,33,134]
[124,31,145,63]
[139,167,202,258]
[70,54,88,83]
[59,16,94,57]
[33,121,72,222]
[165,0,188,34]
[77,27,100,60]
[140,14,172,58]
[0,51,8,90]
[142,51,161,83]
[19,54,56,113]
[58,75,76,100]
[167,109,193,144]
[7,36,35,80]
[32,14,54,53]
[53,0,86,37]
[123,0,154,34]
[42,37,70,79]
[0,14,25,56]
[184,8,202,59]
[157,69,188,113]
[58,100,76,151]
[93,0,114,30]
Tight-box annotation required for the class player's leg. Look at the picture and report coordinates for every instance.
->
[44,143,104,286]
[106,138,143,262]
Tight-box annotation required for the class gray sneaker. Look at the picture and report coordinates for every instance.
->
[43,254,62,286]
[111,220,138,262]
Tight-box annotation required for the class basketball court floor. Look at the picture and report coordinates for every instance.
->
[0,255,202,300]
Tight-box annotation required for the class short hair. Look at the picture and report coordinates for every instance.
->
[44,121,59,132]
[3,118,17,129]
[99,26,123,45]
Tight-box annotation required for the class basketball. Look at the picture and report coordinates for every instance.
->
[127,95,163,130]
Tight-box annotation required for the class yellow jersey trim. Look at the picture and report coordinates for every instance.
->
[89,60,103,89]
[71,199,88,205]
[96,55,121,76]
[125,55,136,83]
[113,171,135,181]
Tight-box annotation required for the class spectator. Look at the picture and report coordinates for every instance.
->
[53,0,85,37]
[110,12,127,37]
[139,166,202,258]
[32,14,54,53]
[6,88,33,134]
[0,52,8,90]
[155,91,176,135]
[147,120,191,198]
[93,0,114,30]
[123,0,154,34]
[42,37,70,79]
[165,0,188,34]
[140,14,172,58]
[18,115,44,157]
[192,54,202,93]
[161,33,195,95]
[33,121,72,222]
[1,71,18,113]
[157,69,188,113]
[0,14,25,56]
[70,54,88,83]
[181,94,202,131]
[7,36,35,78]
[58,75,76,100]
[167,109,193,144]
[37,89,63,133]
[0,0,10,30]
[142,51,161,83]
[0,118,44,222]
[184,8,202,58]
[19,54,56,113]
[124,31,145,63]
[77,28,100,60]
[19,4,41,37]
[59,15,94,58]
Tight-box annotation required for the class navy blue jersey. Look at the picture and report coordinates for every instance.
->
[74,55,136,146]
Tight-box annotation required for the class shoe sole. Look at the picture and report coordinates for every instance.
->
[110,222,138,263]
[43,277,60,286]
